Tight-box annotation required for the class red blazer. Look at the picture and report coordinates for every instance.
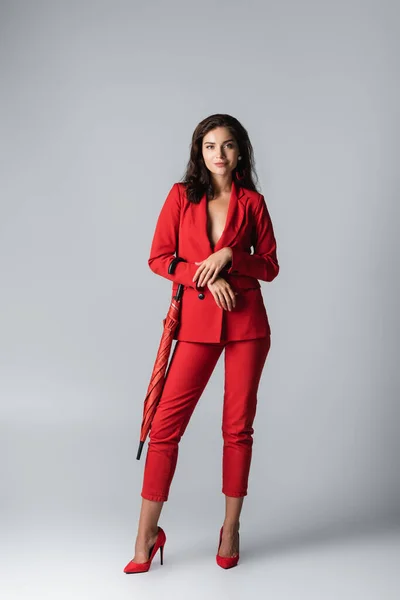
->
[148,180,279,343]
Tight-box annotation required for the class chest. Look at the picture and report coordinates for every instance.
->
[177,186,254,257]
[205,195,231,249]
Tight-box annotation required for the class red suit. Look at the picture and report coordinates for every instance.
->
[141,180,279,501]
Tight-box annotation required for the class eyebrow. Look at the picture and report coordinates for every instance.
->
[203,139,235,144]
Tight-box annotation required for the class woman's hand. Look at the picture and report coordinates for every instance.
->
[207,276,238,311]
[192,247,232,288]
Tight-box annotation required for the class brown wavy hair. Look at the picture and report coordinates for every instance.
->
[180,113,261,204]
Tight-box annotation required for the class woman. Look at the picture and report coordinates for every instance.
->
[124,113,279,573]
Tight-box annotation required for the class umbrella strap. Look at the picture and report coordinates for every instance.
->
[168,257,186,301]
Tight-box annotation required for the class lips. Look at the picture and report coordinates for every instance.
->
[215,163,226,166]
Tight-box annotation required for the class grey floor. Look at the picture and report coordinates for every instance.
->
[2,514,399,600]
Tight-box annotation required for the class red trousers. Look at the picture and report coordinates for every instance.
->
[141,335,271,501]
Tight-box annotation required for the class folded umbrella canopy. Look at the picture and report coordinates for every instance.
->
[136,257,186,460]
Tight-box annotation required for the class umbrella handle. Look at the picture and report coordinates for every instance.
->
[168,256,186,302]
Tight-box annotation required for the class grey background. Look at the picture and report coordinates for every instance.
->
[1,0,399,598]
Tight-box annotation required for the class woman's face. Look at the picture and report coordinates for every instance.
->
[201,126,240,179]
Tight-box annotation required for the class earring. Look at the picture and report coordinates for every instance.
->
[238,156,242,160]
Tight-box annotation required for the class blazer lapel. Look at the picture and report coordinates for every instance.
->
[186,180,248,257]
[213,180,247,253]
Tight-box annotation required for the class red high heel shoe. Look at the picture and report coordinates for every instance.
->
[123,526,166,574]
[216,525,240,569]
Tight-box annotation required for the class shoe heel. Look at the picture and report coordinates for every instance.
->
[160,544,164,565]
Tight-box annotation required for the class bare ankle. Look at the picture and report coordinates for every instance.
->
[137,526,159,541]
[223,520,240,533]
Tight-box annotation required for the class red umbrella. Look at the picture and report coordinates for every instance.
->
[136,257,186,460]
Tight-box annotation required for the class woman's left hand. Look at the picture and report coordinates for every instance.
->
[192,247,233,288]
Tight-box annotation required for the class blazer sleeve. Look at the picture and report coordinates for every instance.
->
[226,194,279,282]
[148,183,199,288]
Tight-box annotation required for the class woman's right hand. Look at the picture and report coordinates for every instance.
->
[206,276,238,311]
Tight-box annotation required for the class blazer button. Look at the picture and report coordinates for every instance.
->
[198,292,205,300]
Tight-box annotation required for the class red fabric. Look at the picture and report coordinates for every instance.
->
[148,181,279,343]
[139,299,181,448]
[141,336,271,501]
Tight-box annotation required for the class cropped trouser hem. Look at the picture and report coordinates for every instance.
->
[222,489,248,498]
[141,490,247,502]
[141,492,168,502]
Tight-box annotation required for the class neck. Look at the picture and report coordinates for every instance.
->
[210,174,233,196]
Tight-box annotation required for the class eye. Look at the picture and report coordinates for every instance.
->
[204,143,234,150]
